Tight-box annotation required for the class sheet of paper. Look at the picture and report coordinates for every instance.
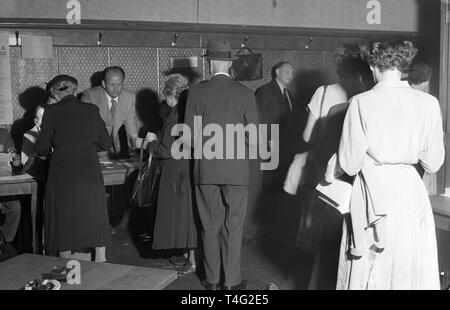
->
[0,33,13,125]
[316,178,352,214]
[21,35,53,59]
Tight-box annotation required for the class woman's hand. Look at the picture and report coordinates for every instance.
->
[145,132,158,143]
[142,132,157,150]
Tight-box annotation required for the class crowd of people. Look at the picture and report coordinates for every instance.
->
[0,38,444,290]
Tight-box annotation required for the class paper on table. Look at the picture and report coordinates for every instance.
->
[100,161,114,165]
[21,35,53,59]
[316,178,352,214]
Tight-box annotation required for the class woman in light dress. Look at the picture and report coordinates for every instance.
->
[336,41,444,290]
[300,43,370,290]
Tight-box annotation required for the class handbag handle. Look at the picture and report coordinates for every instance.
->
[138,139,153,168]
[311,85,327,157]
[139,142,145,163]
[316,85,328,136]
[235,47,255,56]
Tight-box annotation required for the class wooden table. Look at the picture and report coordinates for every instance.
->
[100,158,142,186]
[0,159,142,254]
[0,172,38,253]
[0,253,177,290]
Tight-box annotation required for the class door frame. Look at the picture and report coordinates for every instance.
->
[439,0,449,194]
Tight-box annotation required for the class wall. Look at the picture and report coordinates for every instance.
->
[1,0,421,32]
[8,45,340,123]
[198,0,420,32]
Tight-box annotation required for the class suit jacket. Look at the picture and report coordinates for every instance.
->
[255,79,303,157]
[255,79,294,125]
[81,86,138,154]
[184,74,259,185]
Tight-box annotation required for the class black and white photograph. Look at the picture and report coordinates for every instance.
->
[0,0,448,296]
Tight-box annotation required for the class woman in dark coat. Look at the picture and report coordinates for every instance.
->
[36,75,112,261]
[145,74,197,273]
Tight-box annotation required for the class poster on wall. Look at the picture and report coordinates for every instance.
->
[0,33,13,125]
[21,35,53,59]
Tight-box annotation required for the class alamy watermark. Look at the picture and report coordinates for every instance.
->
[169,116,279,171]
[66,260,81,285]
[66,0,81,25]
[366,0,381,25]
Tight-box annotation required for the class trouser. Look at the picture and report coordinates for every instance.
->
[244,159,263,240]
[195,184,248,287]
[0,201,21,242]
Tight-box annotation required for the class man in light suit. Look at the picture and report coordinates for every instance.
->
[81,66,138,159]
[182,40,259,290]
[81,66,138,226]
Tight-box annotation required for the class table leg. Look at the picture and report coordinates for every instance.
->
[30,181,39,254]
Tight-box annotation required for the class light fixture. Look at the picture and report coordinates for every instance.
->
[171,33,179,47]
[241,35,249,48]
[305,35,313,49]
[97,32,102,47]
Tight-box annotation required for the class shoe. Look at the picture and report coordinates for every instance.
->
[178,263,196,275]
[223,280,248,290]
[169,255,188,267]
[202,280,220,290]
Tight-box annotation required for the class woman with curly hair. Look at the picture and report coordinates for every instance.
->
[335,41,444,290]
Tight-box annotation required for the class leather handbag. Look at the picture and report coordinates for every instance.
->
[230,47,263,81]
[23,156,49,182]
[130,146,162,208]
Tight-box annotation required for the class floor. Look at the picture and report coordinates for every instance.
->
[107,196,450,290]
[1,193,450,290]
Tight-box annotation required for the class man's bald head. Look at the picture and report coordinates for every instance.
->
[102,66,125,98]
[272,62,294,88]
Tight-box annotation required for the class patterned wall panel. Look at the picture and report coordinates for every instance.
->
[158,48,205,98]
[10,47,58,123]
[286,50,328,107]
[109,47,158,93]
[57,47,109,94]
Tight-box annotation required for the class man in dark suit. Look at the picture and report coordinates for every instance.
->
[183,40,259,290]
[255,62,299,186]
[252,62,305,253]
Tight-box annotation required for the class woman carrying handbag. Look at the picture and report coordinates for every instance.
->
[143,74,198,274]
[293,43,370,289]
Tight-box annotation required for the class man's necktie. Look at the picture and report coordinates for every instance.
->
[283,88,293,112]
[110,98,117,119]
[110,98,118,154]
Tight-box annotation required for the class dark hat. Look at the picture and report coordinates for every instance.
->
[45,74,78,95]
[203,40,237,61]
